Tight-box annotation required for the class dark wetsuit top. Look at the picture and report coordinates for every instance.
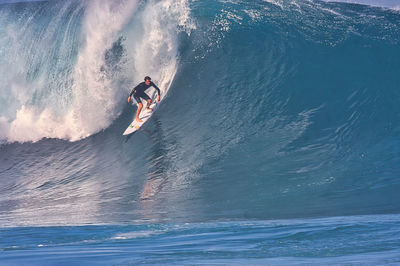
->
[129,81,160,104]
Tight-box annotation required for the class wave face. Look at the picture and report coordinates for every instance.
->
[0,0,400,228]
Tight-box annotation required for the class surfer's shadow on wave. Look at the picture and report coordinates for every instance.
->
[123,115,169,201]
[141,118,170,201]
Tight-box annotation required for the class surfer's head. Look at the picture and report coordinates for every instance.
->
[144,76,151,85]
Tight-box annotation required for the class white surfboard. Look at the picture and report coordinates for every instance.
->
[123,101,158,135]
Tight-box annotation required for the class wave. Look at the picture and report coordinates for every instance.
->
[0,0,400,226]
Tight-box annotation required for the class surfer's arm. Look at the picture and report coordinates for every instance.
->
[128,86,138,102]
[151,82,161,102]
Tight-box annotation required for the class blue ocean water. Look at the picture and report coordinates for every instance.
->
[1,215,400,265]
[1,0,400,264]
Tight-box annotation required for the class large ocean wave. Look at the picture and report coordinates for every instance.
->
[0,0,399,227]
[1,1,400,264]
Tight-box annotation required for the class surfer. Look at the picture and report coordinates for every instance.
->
[128,76,161,122]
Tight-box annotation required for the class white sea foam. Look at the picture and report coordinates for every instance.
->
[67,0,140,141]
[129,0,194,94]
[111,230,162,240]
[322,0,400,8]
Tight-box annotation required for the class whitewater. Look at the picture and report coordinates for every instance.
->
[1,0,400,264]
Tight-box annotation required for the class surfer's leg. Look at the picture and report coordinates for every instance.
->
[146,99,153,111]
[136,103,143,122]
[134,93,144,122]
[143,93,153,110]
[133,93,142,105]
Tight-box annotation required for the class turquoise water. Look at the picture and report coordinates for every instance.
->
[2,215,400,265]
[1,0,400,264]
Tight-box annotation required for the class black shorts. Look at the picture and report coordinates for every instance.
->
[133,90,151,104]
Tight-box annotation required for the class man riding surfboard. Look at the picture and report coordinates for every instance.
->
[128,76,161,122]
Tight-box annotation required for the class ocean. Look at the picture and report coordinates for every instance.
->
[1,0,400,264]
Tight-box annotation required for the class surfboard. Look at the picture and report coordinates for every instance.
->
[123,100,158,135]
